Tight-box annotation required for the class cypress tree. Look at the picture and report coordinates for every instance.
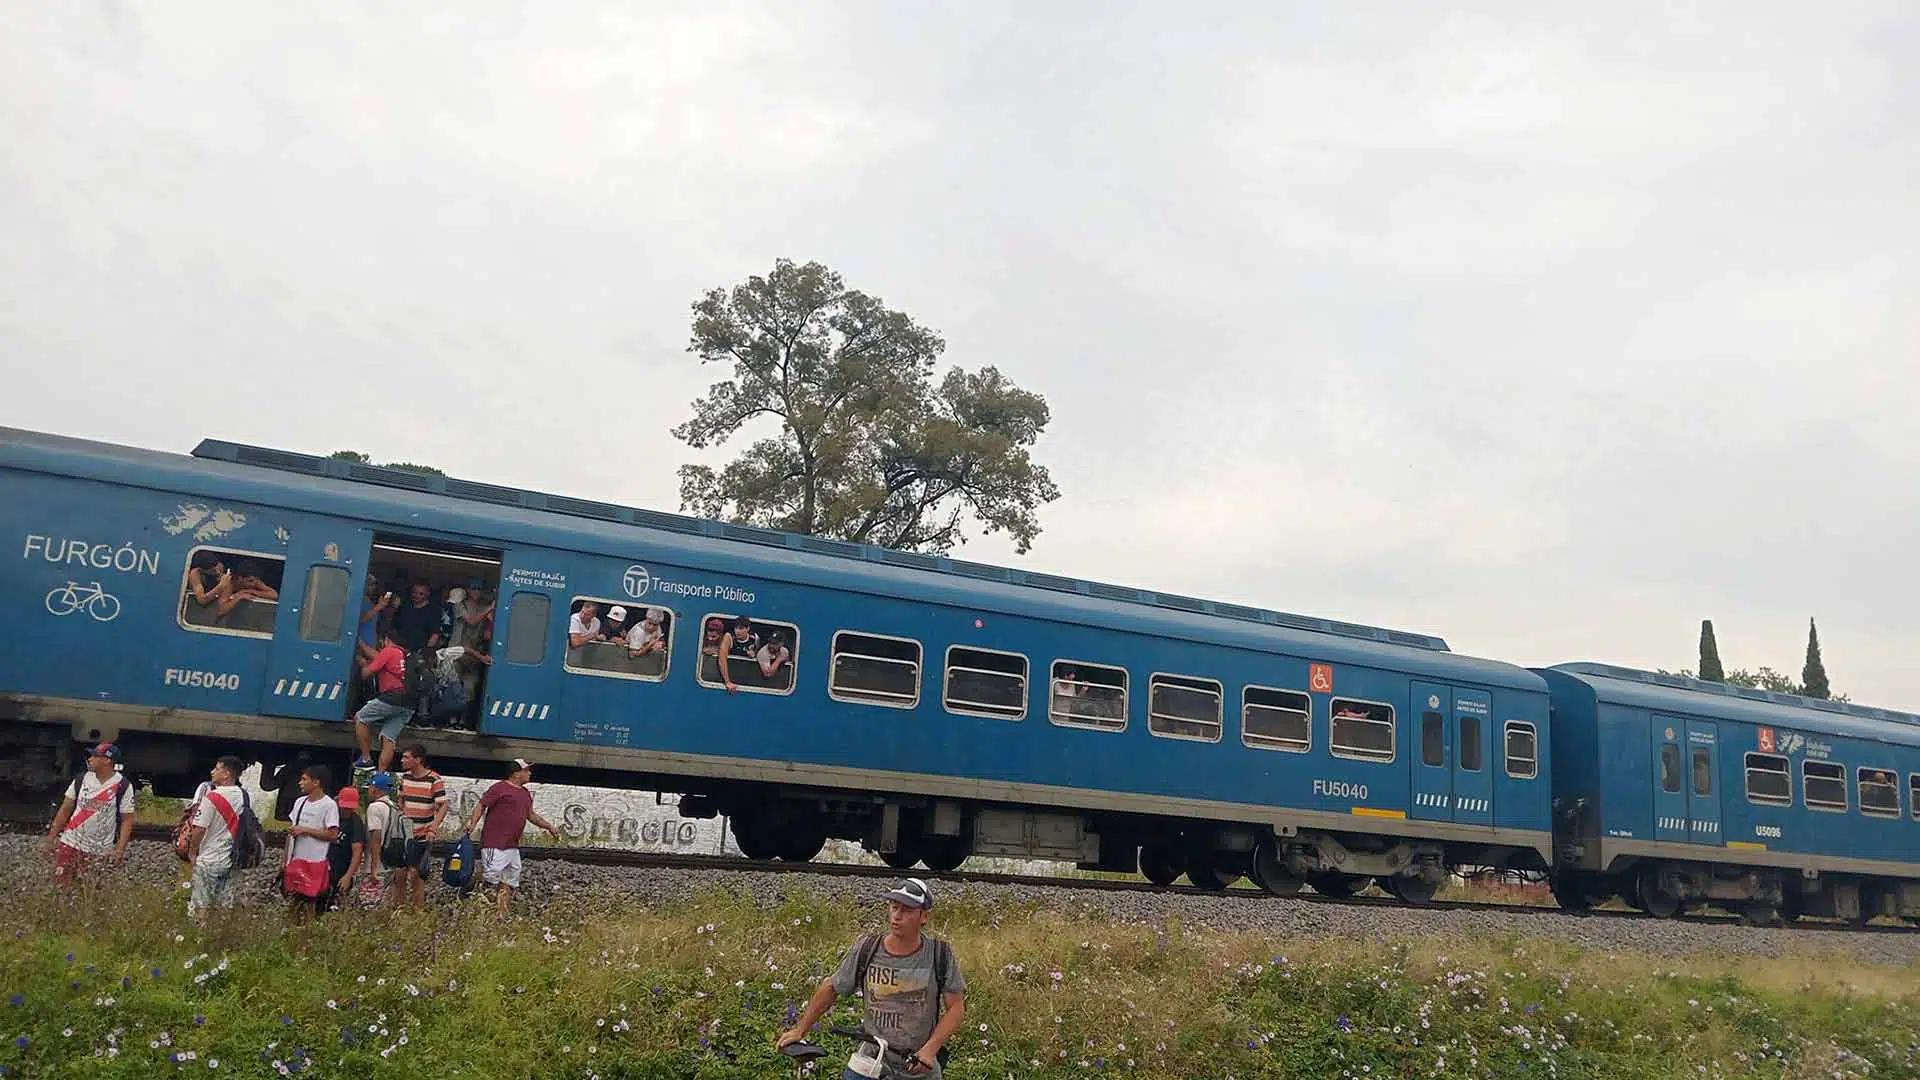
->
[1802,618,1830,699]
[1697,620,1725,682]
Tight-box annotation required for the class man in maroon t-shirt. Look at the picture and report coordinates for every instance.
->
[462,758,560,917]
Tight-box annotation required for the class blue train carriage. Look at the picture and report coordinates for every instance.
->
[1541,663,1920,923]
[0,426,1553,902]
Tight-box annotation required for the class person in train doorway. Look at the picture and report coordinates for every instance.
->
[390,582,442,652]
[776,878,966,1077]
[393,744,449,912]
[352,627,413,776]
[460,757,562,919]
[43,742,137,889]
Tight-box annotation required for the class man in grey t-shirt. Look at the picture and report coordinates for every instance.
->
[778,878,966,1076]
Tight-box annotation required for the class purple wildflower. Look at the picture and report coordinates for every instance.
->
[1336,1016,1353,1033]
[6,995,20,1007]
[65,953,74,963]
[13,1037,26,1049]
[195,1016,205,1026]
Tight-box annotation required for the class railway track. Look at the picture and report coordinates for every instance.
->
[90,822,1912,934]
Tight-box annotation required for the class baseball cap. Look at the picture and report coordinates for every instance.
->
[607,605,628,623]
[88,742,122,764]
[368,771,395,791]
[446,587,467,606]
[880,877,933,910]
[336,787,360,810]
[508,757,534,775]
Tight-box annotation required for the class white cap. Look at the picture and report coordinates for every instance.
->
[445,587,467,605]
[607,605,628,622]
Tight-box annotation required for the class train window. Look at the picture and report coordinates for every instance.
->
[563,598,673,682]
[1243,687,1310,752]
[1912,774,1920,821]
[1049,661,1128,732]
[944,646,1027,720]
[1857,768,1900,818]
[1420,712,1445,767]
[1147,674,1223,742]
[1659,744,1681,793]
[1329,699,1394,763]
[504,592,551,665]
[1803,760,1847,812]
[1504,722,1537,778]
[697,614,798,695]
[1460,716,1484,772]
[1691,750,1712,796]
[177,547,287,638]
[297,565,351,643]
[1743,753,1790,805]
[831,631,922,708]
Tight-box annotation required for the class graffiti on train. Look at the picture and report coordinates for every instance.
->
[441,780,722,851]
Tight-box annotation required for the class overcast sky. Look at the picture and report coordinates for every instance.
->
[3,3,1915,705]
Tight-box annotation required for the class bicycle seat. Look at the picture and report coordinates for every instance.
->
[779,1041,828,1063]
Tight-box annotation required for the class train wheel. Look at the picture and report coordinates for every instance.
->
[1139,844,1182,886]
[730,816,781,861]
[1186,860,1230,891]
[1549,873,1594,912]
[879,848,920,870]
[919,837,968,874]
[779,821,826,863]
[1247,837,1301,897]
[1779,891,1805,923]
[1308,873,1367,899]
[1382,874,1441,907]
[1635,866,1682,919]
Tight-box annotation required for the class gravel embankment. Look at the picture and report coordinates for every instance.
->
[6,834,1913,963]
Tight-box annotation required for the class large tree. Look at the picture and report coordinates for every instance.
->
[1697,619,1725,682]
[673,259,1060,554]
[1802,617,1831,700]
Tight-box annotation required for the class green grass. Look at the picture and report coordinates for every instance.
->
[3,883,1917,1079]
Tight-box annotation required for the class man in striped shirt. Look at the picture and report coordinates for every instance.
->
[393,743,448,912]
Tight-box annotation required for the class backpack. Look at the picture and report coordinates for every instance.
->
[852,934,956,1067]
[441,833,474,889]
[377,799,407,868]
[203,789,267,870]
[172,790,204,862]
[402,649,436,706]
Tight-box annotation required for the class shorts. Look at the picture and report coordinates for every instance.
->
[53,844,94,885]
[190,864,237,911]
[481,848,522,888]
[354,698,413,743]
[401,837,435,877]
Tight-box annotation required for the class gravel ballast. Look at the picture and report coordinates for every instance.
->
[6,833,1912,964]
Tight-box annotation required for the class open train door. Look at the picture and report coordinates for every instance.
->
[259,523,373,721]
[480,550,568,740]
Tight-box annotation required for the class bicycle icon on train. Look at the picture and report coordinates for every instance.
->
[45,581,123,622]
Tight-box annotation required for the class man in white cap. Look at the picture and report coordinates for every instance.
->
[777,878,966,1075]
[462,757,561,918]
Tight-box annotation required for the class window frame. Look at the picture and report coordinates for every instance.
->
[1691,748,1713,797]
[1743,752,1791,806]
[942,644,1028,721]
[1659,743,1682,793]
[296,563,352,644]
[1459,714,1484,772]
[694,612,801,697]
[175,544,289,641]
[1802,759,1848,813]
[1419,711,1445,767]
[1856,766,1901,819]
[1503,721,1538,779]
[560,596,675,683]
[828,629,923,710]
[1145,672,1224,743]
[1328,697,1396,764]
[1911,773,1920,822]
[1241,685,1311,753]
[1047,658,1129,733]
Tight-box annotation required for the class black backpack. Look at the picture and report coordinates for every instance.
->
[229,789,267,870]
[377,799,407,867]
[852,934,957,1067]
[402,649,435,705]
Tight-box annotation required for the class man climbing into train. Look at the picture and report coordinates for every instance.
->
[352,626,414,776]
[776,878,966,1076]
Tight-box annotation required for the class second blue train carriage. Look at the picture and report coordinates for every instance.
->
[1544,663,1920,922]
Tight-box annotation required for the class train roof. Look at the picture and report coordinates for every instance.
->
[1548,663,1920,749]
[1,426,1546,692]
